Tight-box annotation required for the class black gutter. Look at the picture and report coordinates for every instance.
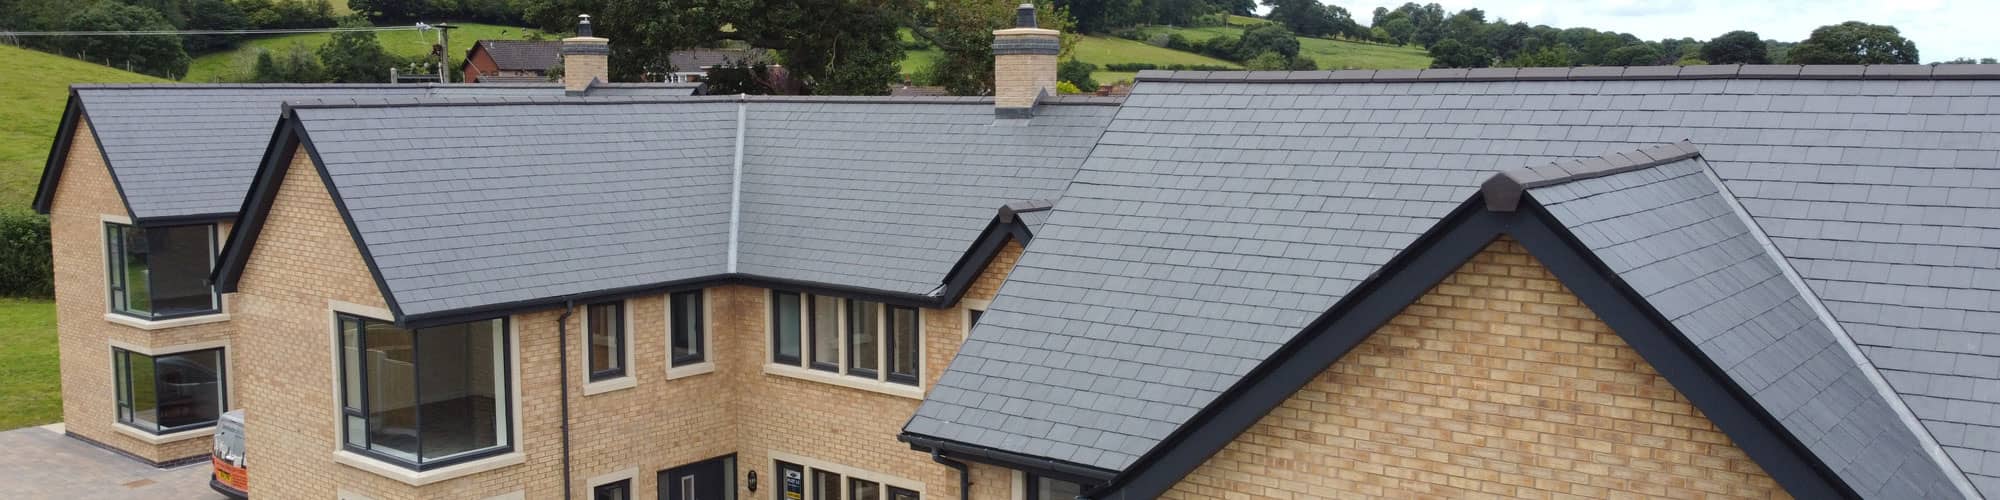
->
[900,432,1115,486]
[556,299,576,500]
[135,212,236,227]
[930,449,970,500]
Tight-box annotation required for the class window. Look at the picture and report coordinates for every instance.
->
[105,222,219,319]
[886,306,919,385]
[846,300,880,379]
[113,347,225,434]
[670,291,705,366]
[809,295,840,372]
[337,314,511,470]
[813,470,842,500]
[966,309,984,329]
[777,461,805,500]
[887,487,919,500]
[772,291,803,365]
[769,292,923,389]
[848,478,879,500]
[587,301,626,380]
[594,479,631,500]
[1024,474,1081,500]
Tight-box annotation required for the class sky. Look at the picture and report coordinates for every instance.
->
[1323,0,1995,62]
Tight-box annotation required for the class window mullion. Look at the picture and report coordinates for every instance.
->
[876,303,887,382]
[411,324,423,464]
[357,319,371,450]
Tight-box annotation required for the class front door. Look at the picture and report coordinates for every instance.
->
[661,455,735,500]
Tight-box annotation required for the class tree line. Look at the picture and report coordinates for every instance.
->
[4,0,344,77]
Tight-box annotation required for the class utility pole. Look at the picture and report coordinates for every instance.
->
[436,23,458,83]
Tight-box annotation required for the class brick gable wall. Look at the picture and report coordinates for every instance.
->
[1165,237,1790,500]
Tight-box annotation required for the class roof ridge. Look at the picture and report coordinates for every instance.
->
[1137,64,2000,83]
[1480,140,1699,211]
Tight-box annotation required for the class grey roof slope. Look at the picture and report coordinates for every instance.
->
[1528,151,1962,498]
[293,100,739,318]
[733,100,1117,296]
[910,70,2000,496]
[272,96,1118,320]
[473,40,561,72]
[62,83,698,221]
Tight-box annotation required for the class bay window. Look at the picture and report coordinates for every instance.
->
[105,222,219,319]
[337,314,511,470]
[114,347,225,434]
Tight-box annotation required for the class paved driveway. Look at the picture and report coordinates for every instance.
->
[0,423,223,499]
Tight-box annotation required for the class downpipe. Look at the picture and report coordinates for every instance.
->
[557,299,576,500]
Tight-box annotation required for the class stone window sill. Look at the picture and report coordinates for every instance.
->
[105,312,230,331]
[333,450,524,487]
[763,363,924,400]
[113,422,214,445]
[582,375,637,396]
[666,361,715,380]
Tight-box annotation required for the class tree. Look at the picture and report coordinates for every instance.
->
[1057,59,1096,92]
[1212,0,1253,17]
[1262,0,1357,38]
[1380,17,1414,45]
[182,0,250,52]
[1243,51,1314,70]
[917,0,1079,96]
[1789,21,1918,64]
[319,17,399,82]
[1503,45,1571,67]
[59,2,192,78]
[348,0,430,22]
[1426,38,1489,68]
[1602,44,1661,66]
[1236,22,1299,59]
[253,42,324,82]
[1701,30,1768,64]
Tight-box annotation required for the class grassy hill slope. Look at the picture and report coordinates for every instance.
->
[0,45,165,214]
[1138,16,1431,71]
[901,33,1239,86]
[184,22,545,82]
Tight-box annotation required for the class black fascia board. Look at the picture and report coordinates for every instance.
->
[934,210,1037,309]
[30,93,82,214]
[899,432,1117,486]
[1083,195,1857,499]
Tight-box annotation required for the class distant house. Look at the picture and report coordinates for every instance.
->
[464,40,765,83]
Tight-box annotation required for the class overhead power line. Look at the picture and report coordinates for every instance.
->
[0,25,443,37]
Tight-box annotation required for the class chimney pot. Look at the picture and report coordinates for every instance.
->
[1015,3,1037,28]
[576,14,592,37]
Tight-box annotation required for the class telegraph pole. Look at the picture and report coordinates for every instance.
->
[436,23,458,83]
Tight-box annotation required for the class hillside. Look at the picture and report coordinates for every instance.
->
[1137,17,1432,71]
[0,45,165,214]
[901,33,1239,86]
[184,22,545,82]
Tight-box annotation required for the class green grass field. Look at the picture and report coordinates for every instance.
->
[184,22,545,82]
[0,298,60,431]
[900,33,1238,86]
[1136,20,1431,71]
[0,45,166,215]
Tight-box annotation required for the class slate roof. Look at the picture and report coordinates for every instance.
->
[273,95,1118,320]
[472,40,561,72]
[668,48,759,71]
[1527,149,1962,498]
[52,83,698,221]
[908,68,2000,497]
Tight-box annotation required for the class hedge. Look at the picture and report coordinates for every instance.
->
[0,212,54,298]
[1101,63,1236,72]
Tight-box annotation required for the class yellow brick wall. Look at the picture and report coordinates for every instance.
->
[1166,237,1791,500]
[47,117,237,464]
[993,37,1056,109]
[224,146,1034,500]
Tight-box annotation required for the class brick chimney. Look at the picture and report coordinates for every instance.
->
[992,3,1058,117]
[562,14,609,94]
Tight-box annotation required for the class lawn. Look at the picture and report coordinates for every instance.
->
[899,33,1237,86]
[0,298,60,431]
[1135,21,1432,70]
[0,45,165,215]
[184,22,546,82]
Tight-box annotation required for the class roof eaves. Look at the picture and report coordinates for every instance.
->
[1480,140,1699,212]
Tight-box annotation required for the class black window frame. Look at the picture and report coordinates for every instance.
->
[104,221,221,321]
[847,477,879,500]
[886,486,919,500]
[112,347,227,434]
[845,300,881,379]
[1023,473,1082,500]
[335,313,514,471]
[812,469,843,500]
[776,460,805,500]
[885,305,920,386]
[587,301,627,381]
[808,295,840,372]
[593,478,631,500]
[771,291,803,365]
[670,291,706,367]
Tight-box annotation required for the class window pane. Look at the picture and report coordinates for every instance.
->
[154,349,223,431]
[342,319,362,410]
[810,296,839,371]
[772,292,801,364]
[847,301,879,377]
[594,479,630,500]
[812,470,842,500]
[113,350,134,426]
[888,306,919,384]
[106,225,127,312]
[671,292,703,365]
[848,478,878,500]
[967,310,983,329]
[1033,477,1081,500]
[118,225,151,315]
[363,320,418,462]
[144,225,215,316]
[416,319,506,461]
[588,302,624,378]
[888,486,919,500]
[126,351,158,432]
[777,462,805,500]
